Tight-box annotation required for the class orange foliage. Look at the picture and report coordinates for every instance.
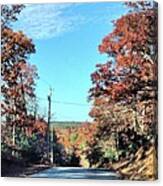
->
[55,122,98,152]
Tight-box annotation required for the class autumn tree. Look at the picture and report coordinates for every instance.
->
[1,5,39,156]
[88,1,158,166]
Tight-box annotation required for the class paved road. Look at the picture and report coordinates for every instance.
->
[30,167,121,180]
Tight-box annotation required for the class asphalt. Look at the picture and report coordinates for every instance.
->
[30,167,121,180]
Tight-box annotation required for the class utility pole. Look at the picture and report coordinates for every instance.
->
[47,87,53,164]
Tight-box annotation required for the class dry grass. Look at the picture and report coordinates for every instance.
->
[112,145,157,180]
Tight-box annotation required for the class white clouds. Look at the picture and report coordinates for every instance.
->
[13,2,126,40]
[14,3,83,40]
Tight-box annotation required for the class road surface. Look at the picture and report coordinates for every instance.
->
[30,167,121,180]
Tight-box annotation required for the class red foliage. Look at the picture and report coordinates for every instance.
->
[89,2,157,136]
[1,5,38,129]
[26,118,48,137]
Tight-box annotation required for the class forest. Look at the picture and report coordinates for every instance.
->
[1,2,158,180]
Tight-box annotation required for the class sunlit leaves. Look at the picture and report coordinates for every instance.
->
[1,5,38,128]
[88,2,157,167]
[1,5,44,163]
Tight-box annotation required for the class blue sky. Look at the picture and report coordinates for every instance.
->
[13,2,128,122]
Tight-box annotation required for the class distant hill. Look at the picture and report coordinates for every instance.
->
[50,121,83,128]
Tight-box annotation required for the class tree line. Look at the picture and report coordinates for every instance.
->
[1,2,158,180]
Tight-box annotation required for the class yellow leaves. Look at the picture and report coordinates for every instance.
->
[54,122,98,161]
[80,154,90,168]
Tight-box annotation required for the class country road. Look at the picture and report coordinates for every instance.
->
[30,167,121,180]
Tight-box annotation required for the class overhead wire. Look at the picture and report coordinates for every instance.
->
[37,96,90,107]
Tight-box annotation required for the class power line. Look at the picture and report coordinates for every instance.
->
[52,100,89,107]
[37,96,89,107]
[37,78,89,107]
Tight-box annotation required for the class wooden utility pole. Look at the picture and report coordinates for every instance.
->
[47,87,53,164]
